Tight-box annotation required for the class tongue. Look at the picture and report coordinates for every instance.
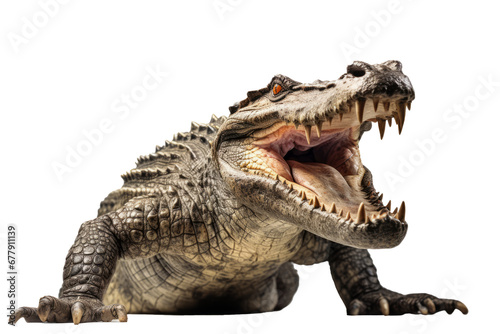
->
[287,160,364,214]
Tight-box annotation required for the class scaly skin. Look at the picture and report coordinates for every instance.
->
[11,61,467,325]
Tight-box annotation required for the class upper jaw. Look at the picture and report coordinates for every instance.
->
[251,60,415,139]
[252,92,413,143]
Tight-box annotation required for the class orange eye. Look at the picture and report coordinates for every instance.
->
[273,83,282,95]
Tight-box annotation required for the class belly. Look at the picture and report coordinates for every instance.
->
[103,225,305,314]
[104,253,285,314]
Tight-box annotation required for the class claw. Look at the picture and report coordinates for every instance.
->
[456,301,469,315]
[417,302,429,315]
[349,300,362,315]
[116,305,128,322]
[71,302,84,325]
[423,298,436,314]
[379,298,390,316]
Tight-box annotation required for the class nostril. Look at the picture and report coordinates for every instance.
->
[347,65,366,78]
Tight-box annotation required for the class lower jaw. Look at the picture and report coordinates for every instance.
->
[248,164,387,225]
[267,176,407,249]
[222,159,406,249]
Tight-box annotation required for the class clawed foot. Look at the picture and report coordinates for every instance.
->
[348,288,468,316]
[10,295,127,324]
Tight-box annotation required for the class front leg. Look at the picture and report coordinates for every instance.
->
[12,193,172,324]
[328,244,468,315]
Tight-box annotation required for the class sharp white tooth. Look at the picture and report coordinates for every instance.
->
[386,200,392,211]
[329,202,336,214]
[383,101,390,112]
[397,102,406,134]
[377,119,386,140]
[355,202,366,224]
[315,122,322,138]
[387,117,392,127]
[304,125,312,144]
[356,100,365,123]
[373,98,380,112]
[407,101,412,110]
[394,112,400,126]
[396,201,406,221]
[312,196,320,208]
[395,116,403,135]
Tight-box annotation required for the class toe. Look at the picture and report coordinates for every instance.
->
[431,298,468,315]
[11,307,41,324]
[37,296,55,322]
[37,295,72,322]
[99,304,128,322]
[116,305,128,322]
[348,299,364,315]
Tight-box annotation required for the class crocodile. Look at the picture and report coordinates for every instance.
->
[12,60,468,325]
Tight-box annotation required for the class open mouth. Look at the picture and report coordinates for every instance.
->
[241,97,410,226]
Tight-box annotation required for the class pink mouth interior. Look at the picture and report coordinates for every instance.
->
[253,126,371,215]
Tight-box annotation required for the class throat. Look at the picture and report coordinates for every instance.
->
[219,201,303,238]
[204,170,304,248]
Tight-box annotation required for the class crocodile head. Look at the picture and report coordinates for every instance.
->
[213,60,414,249]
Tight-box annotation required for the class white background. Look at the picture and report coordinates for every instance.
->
[1,1,498,333]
